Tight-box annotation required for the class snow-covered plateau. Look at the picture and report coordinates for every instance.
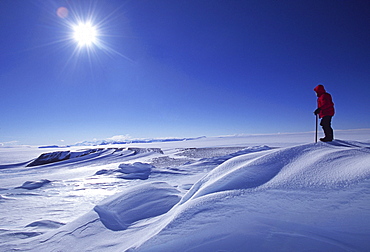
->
[0,129,370,251]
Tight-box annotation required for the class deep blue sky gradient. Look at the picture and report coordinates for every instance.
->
[1,0,369,145]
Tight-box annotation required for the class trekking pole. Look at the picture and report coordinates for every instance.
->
[315,114,318,143]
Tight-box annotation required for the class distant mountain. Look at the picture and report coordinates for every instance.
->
[73,136,206,146]
[37,136,207,148]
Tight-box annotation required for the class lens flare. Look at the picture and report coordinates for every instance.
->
[56,7,69,19]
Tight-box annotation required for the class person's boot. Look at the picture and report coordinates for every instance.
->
[320,137,332,142]
[329,127,334,141]
[321,126,333,142]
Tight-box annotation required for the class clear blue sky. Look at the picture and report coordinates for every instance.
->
[1,0,369,146]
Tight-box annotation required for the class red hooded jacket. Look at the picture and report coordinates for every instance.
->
[314,85,335,118]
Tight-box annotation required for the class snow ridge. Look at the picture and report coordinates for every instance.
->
[26,149,105,167]
[25,148,163,167]
[181,141,370,203]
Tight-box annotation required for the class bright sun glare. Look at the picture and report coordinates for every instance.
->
[72,22,98,47]
[55,3,131,62]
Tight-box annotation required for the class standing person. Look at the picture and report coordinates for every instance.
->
[314,84,335,142]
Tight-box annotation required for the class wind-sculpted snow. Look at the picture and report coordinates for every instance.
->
[181,145,272,168]
[1,139,370,251]
[25,147,163,168]
[131,141,370,251]
[15,179,51,190]
[96,162,154,180]
[26,149,106,167]
[94,182,181,231]
[181,141,370,203]
[117,162,153,180]
[127,148,163,154]
[25,220,65,229]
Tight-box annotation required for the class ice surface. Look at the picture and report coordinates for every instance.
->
[0,132,370,251]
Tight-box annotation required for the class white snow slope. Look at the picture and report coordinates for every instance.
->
[0,131,370,251]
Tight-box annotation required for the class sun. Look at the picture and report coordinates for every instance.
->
[52,2,132,63]
[72,22,98,47]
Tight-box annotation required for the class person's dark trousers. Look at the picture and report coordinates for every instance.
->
[320,116,334,141]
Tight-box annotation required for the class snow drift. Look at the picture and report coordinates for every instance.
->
[15,179,51,190]
[94,182,181,231]
[6,140,369,251]
[95,162,154,180]
[181,140,370,203]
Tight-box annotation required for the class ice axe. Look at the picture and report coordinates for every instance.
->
[315,114,318,143]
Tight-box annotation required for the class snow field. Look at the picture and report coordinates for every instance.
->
[0,133,369,251]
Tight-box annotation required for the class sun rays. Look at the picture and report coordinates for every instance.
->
[52,1,132,68]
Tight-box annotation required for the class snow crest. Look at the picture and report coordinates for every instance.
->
[94,182,181,231]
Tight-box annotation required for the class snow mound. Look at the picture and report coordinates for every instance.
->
[181,141,370,203]
[95,162,155,180]
[117,162,153,180]
[15,179,51,190]
[25,220,65,229]
[127,148,163,154]
[94,182,181,231]
[0,194,16,200]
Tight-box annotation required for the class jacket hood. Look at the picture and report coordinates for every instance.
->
[314,85,326,95]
